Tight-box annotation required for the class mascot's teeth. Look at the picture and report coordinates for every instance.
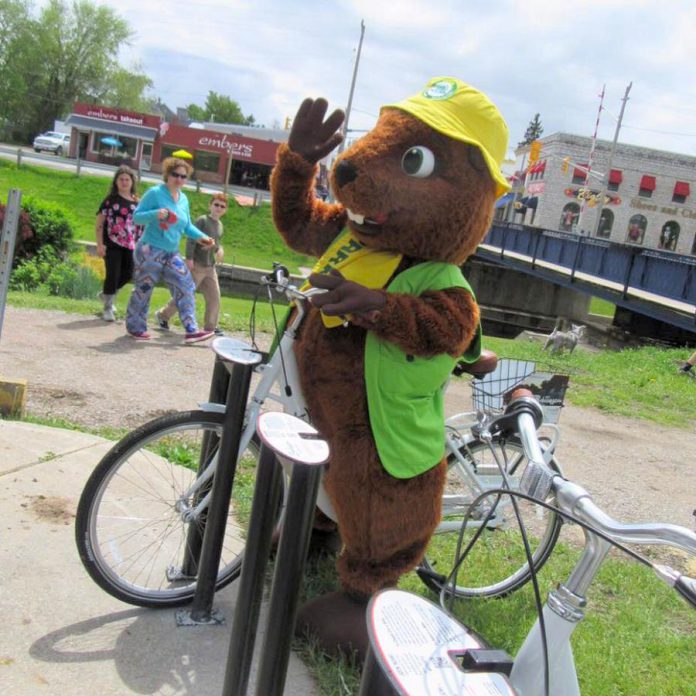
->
[347,209,365,225]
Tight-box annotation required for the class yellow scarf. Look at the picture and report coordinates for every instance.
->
[301,230,403,327]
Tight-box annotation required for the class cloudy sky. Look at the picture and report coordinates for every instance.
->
[87,0,696,158]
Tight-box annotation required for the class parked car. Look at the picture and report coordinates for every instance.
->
[32,131,70,156]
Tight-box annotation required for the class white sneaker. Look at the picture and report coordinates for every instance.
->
[102,307,116,322]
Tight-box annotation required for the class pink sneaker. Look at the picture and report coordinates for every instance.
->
[184,330,214,344]
[128,330,151,341]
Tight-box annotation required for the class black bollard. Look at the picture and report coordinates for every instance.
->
[218,412,329,696]
[180,357,231,579]
[177,338,262,626]
[253,448,325,693]
[221,441,283,695]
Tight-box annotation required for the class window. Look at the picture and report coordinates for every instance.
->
[658,221,680,251]
[91,131,137,157]
[559,202,580,232]
[607,169,622,192]
[194,149,221,173]
[638,174,656,198]
[572,164,587,185]
[672,181,690,204]
[626,214,647,244]
[597,209,614,239]
[160,144,186,161]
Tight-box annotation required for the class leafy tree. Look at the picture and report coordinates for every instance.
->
[186,91,255,125]
[518,113,544,148]
[0,0,152,141]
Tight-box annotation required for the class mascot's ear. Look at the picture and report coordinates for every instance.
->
[467,146,488,174]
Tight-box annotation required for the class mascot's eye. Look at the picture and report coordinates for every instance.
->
[401,147,435,178]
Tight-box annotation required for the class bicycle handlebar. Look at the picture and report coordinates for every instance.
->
[501,389,696,607]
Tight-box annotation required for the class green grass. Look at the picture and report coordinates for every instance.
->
[0,158,314,272]
[589,296,616,317]
[469,335,696,429]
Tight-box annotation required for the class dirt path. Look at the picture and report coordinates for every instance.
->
[2,306,695,530]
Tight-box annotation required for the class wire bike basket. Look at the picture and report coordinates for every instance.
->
[471,358,569,424]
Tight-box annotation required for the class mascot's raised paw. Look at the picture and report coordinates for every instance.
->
[288,98,346,164]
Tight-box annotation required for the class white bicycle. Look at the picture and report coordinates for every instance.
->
[358,389,696,696]
[75,265,563,607]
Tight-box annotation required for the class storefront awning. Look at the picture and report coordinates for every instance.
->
[609,169,623,184]
[65,114,158,141]
[639,174,656,191]
[674,181,690,197]
[494,192,515,208]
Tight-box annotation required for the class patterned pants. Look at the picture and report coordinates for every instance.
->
[126,243,198,334]
[159,262,220,331]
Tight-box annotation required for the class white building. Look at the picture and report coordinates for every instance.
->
[506,133,696,256]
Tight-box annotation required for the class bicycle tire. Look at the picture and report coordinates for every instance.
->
[418,436,562,599]
[75,410,271,608]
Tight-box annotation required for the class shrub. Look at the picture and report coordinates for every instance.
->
[9,247,59,291]
[46,263,102,300]
[15,198,75,263]
[0,202,34,259]
[9,246,101,299]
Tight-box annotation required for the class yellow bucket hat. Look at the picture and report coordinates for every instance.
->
[383,77,511,198]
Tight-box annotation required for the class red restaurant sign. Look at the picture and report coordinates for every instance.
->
[162,123,280,166]
[73,102,161,129]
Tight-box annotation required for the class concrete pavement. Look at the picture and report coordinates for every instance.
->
[0,420,319,696]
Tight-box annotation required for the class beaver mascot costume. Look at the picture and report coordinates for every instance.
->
[270,77,510,658]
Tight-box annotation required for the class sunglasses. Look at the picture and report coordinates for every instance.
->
[212,202,227,209]
[170,172,188,180]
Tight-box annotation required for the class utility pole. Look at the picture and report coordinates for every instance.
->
[337,19,365,155]
[577,85,605,235]
[590,82,632,238]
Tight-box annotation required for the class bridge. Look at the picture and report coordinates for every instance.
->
[477,222,696,340]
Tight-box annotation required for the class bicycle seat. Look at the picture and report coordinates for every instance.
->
[452,349,498,379]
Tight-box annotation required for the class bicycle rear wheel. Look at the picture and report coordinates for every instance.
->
[419,436,562,599]
[75,410,270,608]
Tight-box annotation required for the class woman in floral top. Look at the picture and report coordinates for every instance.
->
[95,165,142,321]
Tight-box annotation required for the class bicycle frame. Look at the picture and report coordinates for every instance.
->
[507,405,696,696]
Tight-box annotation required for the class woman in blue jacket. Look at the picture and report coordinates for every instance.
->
[125,157,215,343]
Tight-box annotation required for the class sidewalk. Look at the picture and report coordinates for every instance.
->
[0,420,319,696]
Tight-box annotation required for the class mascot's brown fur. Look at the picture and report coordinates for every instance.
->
[270,78,509,658]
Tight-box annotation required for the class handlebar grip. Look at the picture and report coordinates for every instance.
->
[509,387,534,401]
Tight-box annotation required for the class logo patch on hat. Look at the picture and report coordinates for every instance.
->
[422,78,458,101]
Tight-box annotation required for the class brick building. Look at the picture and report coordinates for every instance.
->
[505,133,696,256]
[64,102,285,189]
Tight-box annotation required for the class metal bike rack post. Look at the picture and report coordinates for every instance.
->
[180,356,233,578]
[220,412,330,696]
[220,440,283,695]
[176,338,262,626]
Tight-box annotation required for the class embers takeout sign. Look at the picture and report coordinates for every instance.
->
[198,133,253,159]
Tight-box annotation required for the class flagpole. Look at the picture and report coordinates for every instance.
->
[577,84,605,235]
[337,19,365,156]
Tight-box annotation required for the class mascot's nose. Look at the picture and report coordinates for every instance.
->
[334,159,358,188]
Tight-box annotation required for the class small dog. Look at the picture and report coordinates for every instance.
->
[544,323,585,354]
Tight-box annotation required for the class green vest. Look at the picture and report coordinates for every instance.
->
[365,261,481,479]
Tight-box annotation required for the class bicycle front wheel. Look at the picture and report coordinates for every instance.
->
[419,436,562,599]
[75,410,268,608]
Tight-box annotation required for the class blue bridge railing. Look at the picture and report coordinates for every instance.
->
[481,222,696,332]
